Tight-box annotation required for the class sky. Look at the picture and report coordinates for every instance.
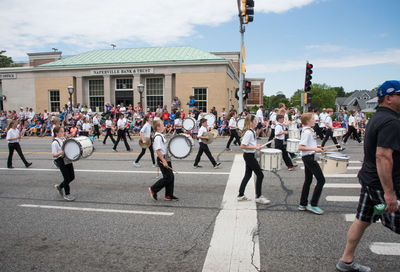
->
[1,0,399,97]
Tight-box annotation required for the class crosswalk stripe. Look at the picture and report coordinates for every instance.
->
[296,160,362,164]
[344,214,381,223]
[326,196,359,202]
[324,174,357,178]
[324,183,361,188]
[370,242,400,255]
[300,166,360,170]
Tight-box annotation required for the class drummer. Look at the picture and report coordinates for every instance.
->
[321,108,344,151]
[298,113,325,215]
[52,127,76,201]
[194,118,221,169]
[225,110,241,151]
[174,112,183,134]
[274,115,296,171]
[134,115,155,167]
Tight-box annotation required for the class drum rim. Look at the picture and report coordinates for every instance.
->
[183,117,195,131]
[63,137,85,161]
[260,148,282,153]
[204,114,216,126]
[168,134,193,159]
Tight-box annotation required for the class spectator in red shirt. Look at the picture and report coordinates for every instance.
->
[162,109,170,126]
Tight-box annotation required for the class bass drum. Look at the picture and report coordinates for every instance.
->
[204,114,216,128]
[168,134,194,159]
[183,117,196,131]
[63,136,94,161]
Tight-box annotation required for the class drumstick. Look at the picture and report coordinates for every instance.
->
[166,165,179,174]
[260,139,274,148]
[323,144,340,148]
[322,147,342,151]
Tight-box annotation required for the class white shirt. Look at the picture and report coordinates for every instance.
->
[325,116,333,129]
[120,107,126,113]
[198,126,207,143]
[299,127,317,157]
[154,116,160,121]
[52,138,64,159]
[348,115,357,127]
[153,132,167,156]
[270,113,277,129]
[319,113,327,127]
[93,116,99,125]
[7,128,20,143]
[241,129,257,153]
[82,123,91,131]
[105,120,113,128]
[274,123,285,140]
[314,113,319,121]
[229,117,237,128]
[117,118,126,130]
[256,109,263,123]
[174,118,182,127]
[140,122,151,138]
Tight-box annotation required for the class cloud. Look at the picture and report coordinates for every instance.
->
[247,48,400,74]
[1,0,318,59]
[305,44,344,52]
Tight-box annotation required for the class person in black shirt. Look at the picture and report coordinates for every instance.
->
[336,80,400,272]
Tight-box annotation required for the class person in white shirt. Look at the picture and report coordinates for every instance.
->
[256,105,264,138]
[92,113,101,140]
[343,110,362,144]
[298,113,325,215]
[103,115,116,145]
[134,115,155,167]
[194,118,221,169]
[6,121,32,169]
[52,127,75,201]
[148,120,178,201]
[321,108,343,151]
[274,115,296,170]
[174,112,183,134]
[267,108,278,147]
[113,113,131,152]
[313,109,324,140]
[80,117,92,137]
[225,111,241,151]
[237,115,271,204]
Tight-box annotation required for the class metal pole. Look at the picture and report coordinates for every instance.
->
[69,94,72,114]
[239,25,244,114]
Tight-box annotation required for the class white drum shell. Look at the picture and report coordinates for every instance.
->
[168,134,193,159]
[237,118,246,131]
[321,154,349,174]
[183,117,196,131]
[288,129,300,140]
[288,123,297,130]
[287,139,300,153]
[259,148,282,171]
[204,114,216,128]
[63,136,94,161]
[333,128,346,137]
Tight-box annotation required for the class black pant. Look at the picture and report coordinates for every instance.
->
[80,131,89,137]
[239,153,264,198]
[93,125,100,138]
[343,126,361,143]
[136,145,155,164]
[267,128,275,148]
[7,143,29,168]
[321,128,340,148]
[226,129,241,148]
[151,158,174,197]
[58,159,75,195]
[274,139,293,167]
[314,124,324,140]
[125,128,132,140]
[113,129,130,151]
[300,154,325,206]
[103,128,116,144]
[194,142,217,166]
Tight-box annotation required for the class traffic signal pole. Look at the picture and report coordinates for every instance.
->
[239,24,245,113]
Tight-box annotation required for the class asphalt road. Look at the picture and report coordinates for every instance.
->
[0,135,399,272]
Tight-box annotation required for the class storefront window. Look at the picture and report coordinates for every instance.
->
[89,79,104,112]
[194,87,207,112]
[116,78,133,90]
[146,78,163,112]
[49,90,60,112]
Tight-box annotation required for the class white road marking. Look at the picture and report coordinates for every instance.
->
[202,154,260,272]
[370,242,400,256]
[324,183,361,188]
[324,174,357,178]
[344,214,381,223]
[296,160,362,164]
[19,204,174,216]
[326,196,359,202]
[0,168,229,175]
[300,166,360,170]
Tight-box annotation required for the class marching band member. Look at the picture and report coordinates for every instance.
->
[274,115,296,171]
[174,112,183,134]
[343,110,362,145]
[113,113,131,152]
[92,113,101,140]
[103,115,116,145]
[225,110,241,151]
[194,118,221,169]
[134,115,155,167]
[148,120,178,201]
[298,113,325,215]
[237,115,271,204]
[80,117,91,137]
[313,109,324,140]
[6,121,32,169]
[52,127,76,201]
[321,108,343,151]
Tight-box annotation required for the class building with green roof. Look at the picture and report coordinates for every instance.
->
[0,46,241,113]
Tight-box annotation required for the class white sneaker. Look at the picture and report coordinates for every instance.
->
[63,194,76,201]
[237,195,251,201]
[255,195,271,205]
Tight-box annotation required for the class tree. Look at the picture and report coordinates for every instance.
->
[263,93,290,111]
[308,83,337,110]
[0,50,13,67]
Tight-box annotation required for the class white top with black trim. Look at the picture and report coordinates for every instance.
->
[6,128,20,143]
[274,123,285,140]
[229,117,237,128]
[299,127,317,157]
[241,129,257,153]
[325,116,333,129]
[105,120,113,128]
[52,137,65,159]
[198,126,207,143]
[270,113,277,129]
[348,115,356,127]
[153,132,167,156]
[140,122,151,138]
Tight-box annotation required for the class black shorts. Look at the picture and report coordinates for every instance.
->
[256,122,262,129]
[356,184,400,234]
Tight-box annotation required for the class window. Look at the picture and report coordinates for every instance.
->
[49,90,60,112]
[89,79,104,112]
[146,78,163,112]
[194,88,207,112]
[116,78,133,90]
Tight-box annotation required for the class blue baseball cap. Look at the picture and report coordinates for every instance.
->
[377,80,400,98]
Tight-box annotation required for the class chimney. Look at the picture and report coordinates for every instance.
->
[27,51,62,67]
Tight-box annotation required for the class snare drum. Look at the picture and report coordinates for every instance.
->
[183,117,196,131]
[288,123,297,130]
[237,118,246,131]
[204,114,216,128]
[288,129,300,139]
[321,152,349,174]
[333,128,346,137]
[63,136,94,161]
[259,148,282,171]
[168,134,194,159]
[287,139,300,153]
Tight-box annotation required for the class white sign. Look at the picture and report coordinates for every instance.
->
[0,73,17,79]
[90,68,154,76]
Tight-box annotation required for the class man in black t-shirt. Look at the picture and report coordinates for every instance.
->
[336,81,400,272]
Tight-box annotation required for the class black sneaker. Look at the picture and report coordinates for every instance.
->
[54,184,63,198]
[214,163,221,169]
[25,162,32,168]
[336,260,371,272]
[164,196,179,201]
[148,187,157,200]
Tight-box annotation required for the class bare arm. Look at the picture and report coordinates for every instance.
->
[156,149,168,167]
[376,146,398,213]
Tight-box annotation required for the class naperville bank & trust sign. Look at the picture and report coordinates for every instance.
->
[90,68,154,75]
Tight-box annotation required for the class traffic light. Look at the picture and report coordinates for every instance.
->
[307,92,312,104]
[235,88,248,100]
[304,62,313,92]
[242,0,254,24]
[235,88,240,100]
[245,80,251,94]
[304,92,308,105]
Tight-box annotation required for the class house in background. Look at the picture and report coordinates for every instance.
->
[335,90,376,112]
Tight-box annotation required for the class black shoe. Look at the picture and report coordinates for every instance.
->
[165,196,179,201]
[25,162,32,168]
[148,187,157,201]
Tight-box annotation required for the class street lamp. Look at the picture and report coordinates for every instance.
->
[67,85,74,113]
[137,83,144,113]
